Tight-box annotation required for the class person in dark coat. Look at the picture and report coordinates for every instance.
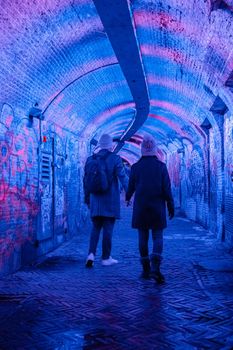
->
[126,135,174,283]
[84,134,128,267]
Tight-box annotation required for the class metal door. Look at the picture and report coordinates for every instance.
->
[37,137,55,253]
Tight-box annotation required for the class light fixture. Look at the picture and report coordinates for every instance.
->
[28,103,44,121]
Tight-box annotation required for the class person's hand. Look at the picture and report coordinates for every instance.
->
[167,203,174,219]
[126,200,131,207]
[168,208,174,219]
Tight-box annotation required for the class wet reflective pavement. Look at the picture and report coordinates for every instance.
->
[1,204,233,350]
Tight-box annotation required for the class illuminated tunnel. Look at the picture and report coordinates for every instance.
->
[0,0,233,275]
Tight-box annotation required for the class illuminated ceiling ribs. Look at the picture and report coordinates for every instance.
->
[1,0,233,162]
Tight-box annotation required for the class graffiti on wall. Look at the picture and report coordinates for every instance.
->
[168,152,181,188]
[0,104,39,271]
[65,137,89,233]
[0,103,90,274]
[187,147,205,197]
[210,128,221,191]
[167,152,181,207]
[209,127,221,230]
[65,136,80,234]
[38,123,88,240]
[38,123,67,240]
[225,116,233,194]
[54,143,66,233]
[177,142,206,224]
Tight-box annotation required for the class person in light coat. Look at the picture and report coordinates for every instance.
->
[84,134,128,267]
[126,135,174,283]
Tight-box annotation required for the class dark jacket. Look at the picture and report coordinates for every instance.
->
[84,149,128,219]
[126,156,174,229]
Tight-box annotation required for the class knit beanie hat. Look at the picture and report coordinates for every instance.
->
[98,134,113,150]
[141,135,156,156]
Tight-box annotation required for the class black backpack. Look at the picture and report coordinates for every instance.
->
[84,152,111,194]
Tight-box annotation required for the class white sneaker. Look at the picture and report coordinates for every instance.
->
[86,253,94,268]
[102,256,118,266]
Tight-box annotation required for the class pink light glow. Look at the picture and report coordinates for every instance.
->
[147,74,198,100]
[4,114,14,129]
[95,102,134,122]
[103,123,130,135]
[149,113,180,129]
[148,113,187,136]
[120,149,139,165]
[0,189,38,269]
[147,113,199,144]
[140,125,168,139]
[147,75,210,127]
[134,10,198,36]
[0,104,39,269]
[125,141,141,150]
[83,102,135,138]
[132,134,143,142]
[134,10,228,61]
[122,141,166,163]
[141,44,206,83]
[150,100,206,143]
[150,99,188,122]
[141,45,186,65]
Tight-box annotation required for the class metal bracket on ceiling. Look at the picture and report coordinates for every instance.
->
[210,96,228,115]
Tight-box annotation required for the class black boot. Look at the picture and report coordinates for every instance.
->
[150,255,165,284]
[140,257,151,279]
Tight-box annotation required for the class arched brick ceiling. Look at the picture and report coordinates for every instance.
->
[123,0,233,158]
[0,0,133,136]
[1,0,233,160]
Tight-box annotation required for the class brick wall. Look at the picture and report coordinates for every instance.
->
[1,0,233,275]
[0,103,39,274]
[178,142,207,227]
[0,103,88,276]
[176,113,233,245]
[224,112,233,246]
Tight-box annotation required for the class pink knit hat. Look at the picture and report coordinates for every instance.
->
[141,135,157,156]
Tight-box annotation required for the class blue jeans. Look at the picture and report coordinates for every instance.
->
[88,216,115,260]
[138,229,163,262]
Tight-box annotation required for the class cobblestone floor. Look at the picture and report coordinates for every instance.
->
[1,203,233,350]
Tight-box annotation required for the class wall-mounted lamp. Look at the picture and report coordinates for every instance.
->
[28,103,44,124]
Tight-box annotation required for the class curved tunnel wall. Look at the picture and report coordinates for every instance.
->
[0,0,233,275]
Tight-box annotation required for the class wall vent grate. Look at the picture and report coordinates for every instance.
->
[41,154,51,183]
